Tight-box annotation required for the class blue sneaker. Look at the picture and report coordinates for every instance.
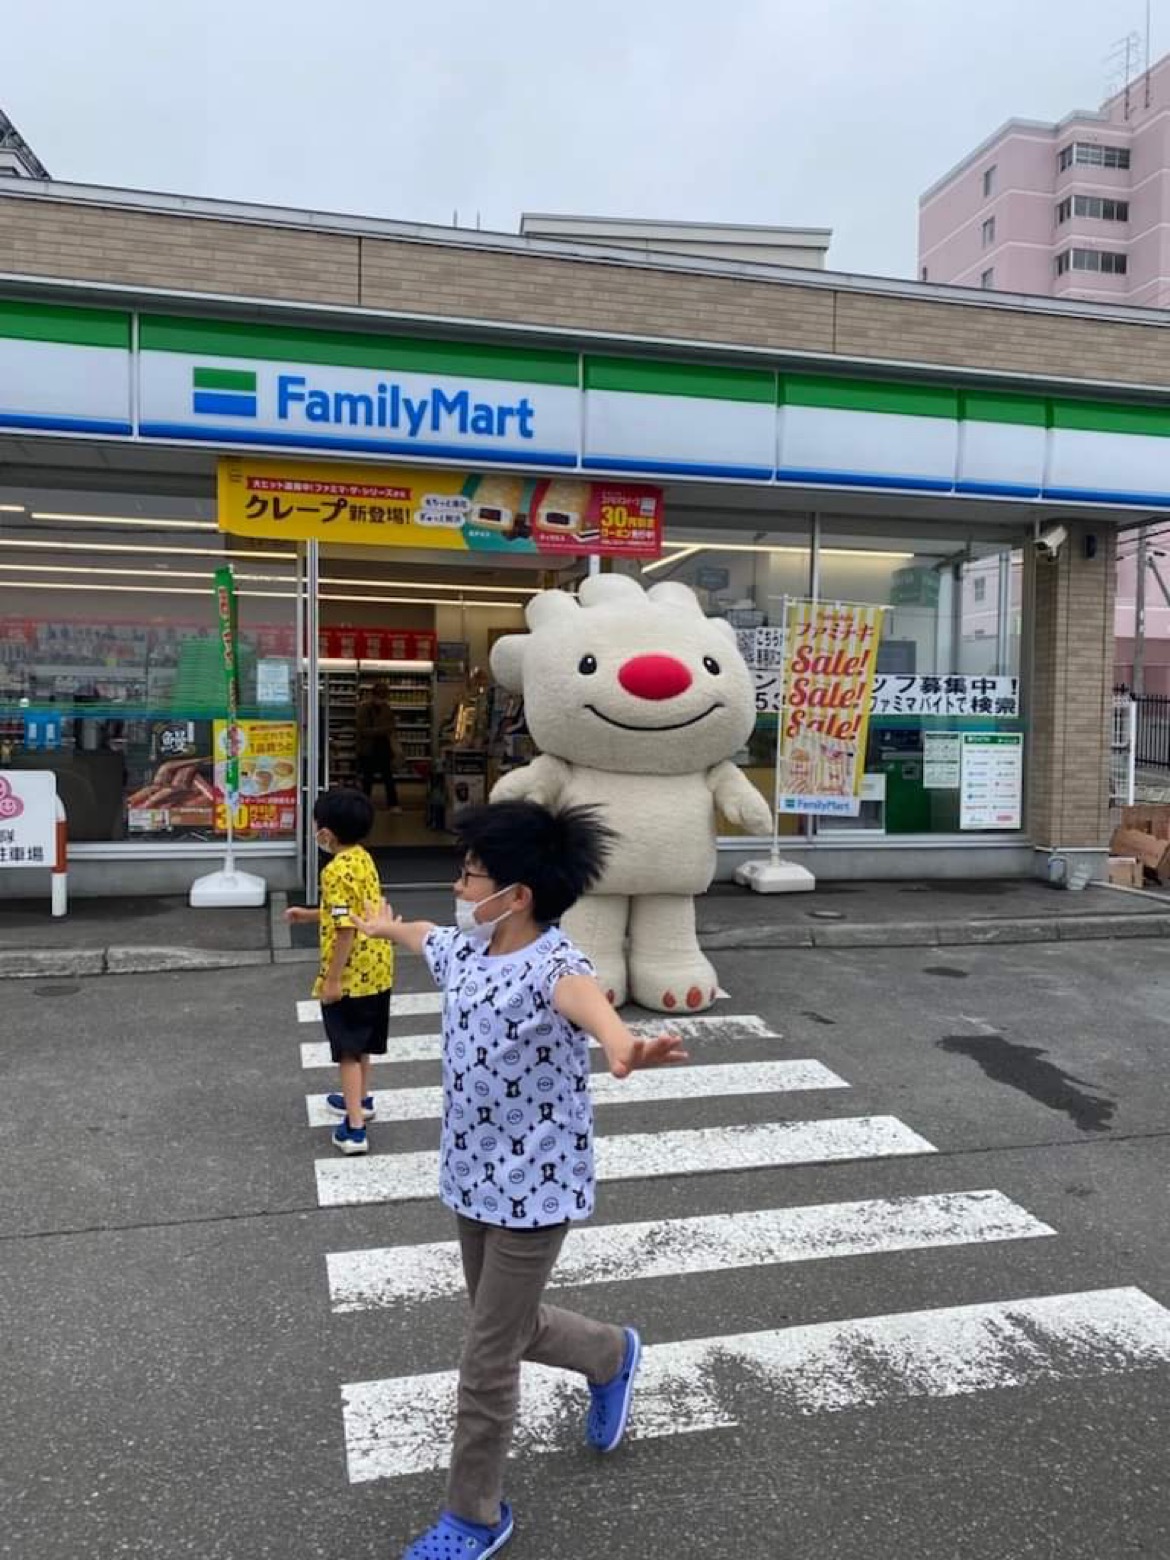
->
[325,1092,375,1121]
[403,1503,513,1558]
[331,1120,369,1156]
[586,1326,641,1453]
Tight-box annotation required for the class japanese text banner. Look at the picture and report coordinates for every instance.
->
[777,600,885,818]
[217,457,663,557]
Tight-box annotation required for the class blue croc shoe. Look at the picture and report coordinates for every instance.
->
[403,1503,513,1559]
[586,1326,642,1453]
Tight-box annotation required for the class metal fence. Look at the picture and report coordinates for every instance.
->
[1131,693,1170,773]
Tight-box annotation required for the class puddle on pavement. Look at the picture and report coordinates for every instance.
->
[938,1033,1116,1132]
[922,966,970,979]
[32,984,80,998]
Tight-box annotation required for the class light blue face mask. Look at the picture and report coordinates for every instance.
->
[455,884,517,943]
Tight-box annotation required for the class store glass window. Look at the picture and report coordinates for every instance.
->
[0,487,298,845]
[817,519,1023,836]
[639,516,813,837]
[642,514,1025,843]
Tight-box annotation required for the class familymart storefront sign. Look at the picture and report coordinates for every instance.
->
[10,297,1170,508]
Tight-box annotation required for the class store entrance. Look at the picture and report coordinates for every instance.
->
[308,544,577,888]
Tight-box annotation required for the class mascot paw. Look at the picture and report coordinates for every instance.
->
[594,958,628,1011]
[630,953,718,1014]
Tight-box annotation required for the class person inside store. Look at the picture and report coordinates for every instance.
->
[356,680,402,812]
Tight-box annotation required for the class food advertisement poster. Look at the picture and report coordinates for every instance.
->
[126,724,217,834]
[212,720,298,837]
[776,600,885,818]
[218,457,663,558]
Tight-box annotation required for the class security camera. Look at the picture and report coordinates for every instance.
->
[1034,524,1068,559]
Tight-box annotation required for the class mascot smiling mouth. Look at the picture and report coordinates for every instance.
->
[585,702,724,732]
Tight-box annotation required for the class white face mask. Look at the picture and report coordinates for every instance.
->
[455,884,517,944]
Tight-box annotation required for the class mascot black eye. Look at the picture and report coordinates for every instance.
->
[703,656,722,675]
[578,654,598,675]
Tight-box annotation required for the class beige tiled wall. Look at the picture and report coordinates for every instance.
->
[6,195,1170,388]
[1025,525,1117,849]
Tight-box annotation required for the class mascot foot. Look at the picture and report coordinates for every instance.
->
[593,958,628,1010]
[629,953,718,1015]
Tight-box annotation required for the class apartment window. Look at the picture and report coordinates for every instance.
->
[1056,247,1128,276]
[981,216,996,247]
[973,577,987,604]
[1058,194,1129,224]
[982,164,997,198]
[1058,141,1131,172]
[980,268,995,289]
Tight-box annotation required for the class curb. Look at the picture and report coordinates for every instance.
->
[700,913,1170,951]
[5,911,1170,978]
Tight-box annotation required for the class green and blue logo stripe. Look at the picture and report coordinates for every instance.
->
[192,366,257,418]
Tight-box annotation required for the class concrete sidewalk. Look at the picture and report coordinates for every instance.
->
[2,876,1170,979]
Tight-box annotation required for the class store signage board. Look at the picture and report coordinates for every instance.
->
[776,601,885,818]
[0,771,56,867]
[870,675,1019,718]
[141,350,580,467]
[960,732,1023,830]
[217,457,663,558]
[0,302,133,438]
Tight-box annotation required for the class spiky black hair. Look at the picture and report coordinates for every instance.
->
[453,800,616,924]
[313,787,374,846]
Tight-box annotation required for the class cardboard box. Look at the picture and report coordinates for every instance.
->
[1110,827,1170,882]
[1108,855,1144,889]
[1121,804,1170,840]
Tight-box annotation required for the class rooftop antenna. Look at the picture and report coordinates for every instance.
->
[1146,0,1153,109]
[1107,30,1143,117]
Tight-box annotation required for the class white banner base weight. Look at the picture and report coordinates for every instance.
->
[735,858,816,894]
[189,866,267,908]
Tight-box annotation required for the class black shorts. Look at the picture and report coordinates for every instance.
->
[322,989,392,1063]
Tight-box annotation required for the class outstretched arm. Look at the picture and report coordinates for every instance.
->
[708,761,773,836]
[350,898,435,957]
[490,754,571,808]
[553,974,689,1078]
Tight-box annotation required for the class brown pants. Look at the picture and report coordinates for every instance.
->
[446,1215,627,1526]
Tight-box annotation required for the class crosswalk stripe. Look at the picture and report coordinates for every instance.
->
[305,1058,847,1127]
[340,1286,1170,1482]
[297,991,442,1025]
[326,1189,1056,1314]
[298,1013,781,1070]
[314,1116,936,1208]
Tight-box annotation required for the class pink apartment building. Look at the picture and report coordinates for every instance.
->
[921,55,1170,694]
[919,52,1170,305]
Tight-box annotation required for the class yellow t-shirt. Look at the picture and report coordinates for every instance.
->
[314,845,395,999]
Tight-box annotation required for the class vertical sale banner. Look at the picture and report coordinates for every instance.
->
[776,600,885,817]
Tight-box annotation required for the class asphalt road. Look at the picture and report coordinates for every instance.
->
[2,937,1169,1560]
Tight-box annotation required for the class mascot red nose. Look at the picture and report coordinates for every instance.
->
[489,576,773,1013]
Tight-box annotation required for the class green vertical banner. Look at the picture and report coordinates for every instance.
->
[214,566,240,799]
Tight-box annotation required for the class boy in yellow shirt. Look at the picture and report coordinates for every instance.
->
[285,788,394,1155]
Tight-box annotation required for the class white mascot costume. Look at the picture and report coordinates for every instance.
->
[489,575,773,1012]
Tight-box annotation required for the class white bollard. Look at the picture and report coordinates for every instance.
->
[51,798,67,918]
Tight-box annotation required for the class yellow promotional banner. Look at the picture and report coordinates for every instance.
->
[776,600,885,819]
[212,719,298,837]
[217,456,663,557]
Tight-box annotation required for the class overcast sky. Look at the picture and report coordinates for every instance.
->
[3,0,1164,279]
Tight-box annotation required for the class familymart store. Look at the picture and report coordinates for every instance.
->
[0,284,1143,896]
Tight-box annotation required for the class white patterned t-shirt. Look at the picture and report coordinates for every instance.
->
[423,924,596,1228]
